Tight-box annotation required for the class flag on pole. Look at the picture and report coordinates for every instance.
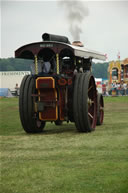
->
[117,51,120,60]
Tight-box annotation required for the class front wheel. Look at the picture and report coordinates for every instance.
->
[19,75,45,133]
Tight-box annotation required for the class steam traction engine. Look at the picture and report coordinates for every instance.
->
[15,33,105,133]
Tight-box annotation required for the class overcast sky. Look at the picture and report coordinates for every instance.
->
[1,0,128,61]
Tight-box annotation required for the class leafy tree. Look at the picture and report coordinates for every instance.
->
[0,58,31,71]
[92,62,109,79]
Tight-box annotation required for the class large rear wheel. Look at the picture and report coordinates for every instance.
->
[19,75,45,133]
[73,72,97,132]
[96,93,104,125]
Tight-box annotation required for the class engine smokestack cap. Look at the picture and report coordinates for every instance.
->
[72,41,84,47]
[42,33,50,41]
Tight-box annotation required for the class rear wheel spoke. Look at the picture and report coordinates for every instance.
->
[88,112,93,119]
[88,86,93,93]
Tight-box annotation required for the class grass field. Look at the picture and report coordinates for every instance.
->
[0,96,128,193]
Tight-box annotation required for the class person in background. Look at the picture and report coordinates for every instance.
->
[15,83,19,96]
[123,82,127,95]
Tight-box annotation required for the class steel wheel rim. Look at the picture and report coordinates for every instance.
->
[88,76,97,129]
[100,96,104,124]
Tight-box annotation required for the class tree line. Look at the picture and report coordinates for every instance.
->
[0,58,109,79]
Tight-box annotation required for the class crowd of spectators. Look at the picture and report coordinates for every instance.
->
[108,81,128,96]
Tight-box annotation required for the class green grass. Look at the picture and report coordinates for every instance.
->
[0,96,128,193]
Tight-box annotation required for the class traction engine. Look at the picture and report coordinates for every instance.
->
[15,33,105,133]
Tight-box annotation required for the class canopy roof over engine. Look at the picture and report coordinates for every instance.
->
[70,44,106,60]
[15,41,106,61]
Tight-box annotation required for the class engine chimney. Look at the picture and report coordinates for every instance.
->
[72,41,84,47]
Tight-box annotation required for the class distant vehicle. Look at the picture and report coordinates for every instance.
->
[15,33,105,133]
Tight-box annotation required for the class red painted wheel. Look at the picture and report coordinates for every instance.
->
[73,72,97,132]
[86,74,97,131]
[97,93,104,125]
